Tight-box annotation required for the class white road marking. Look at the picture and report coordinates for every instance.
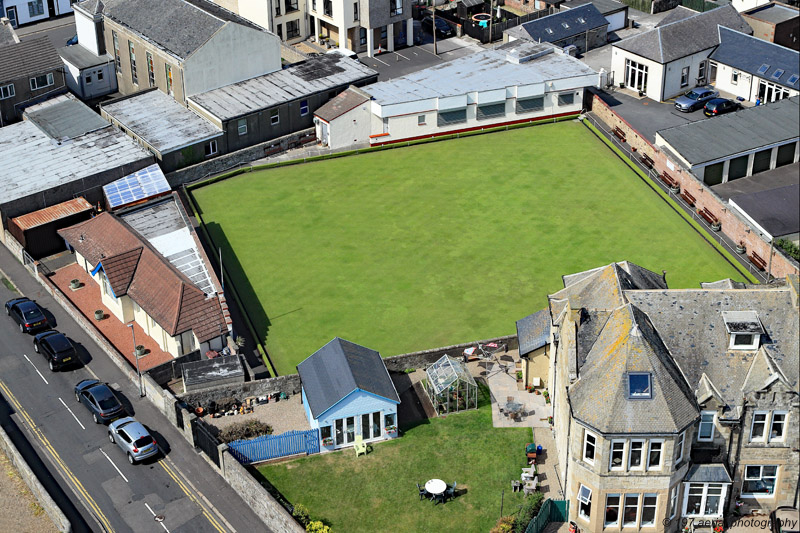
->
[58,397,85,430]
[23,354,48,384]
[395,52,410,61]
[99,449,129,483]
[145,502,170,532]
[372,56,390,66]
[84,365,100,380]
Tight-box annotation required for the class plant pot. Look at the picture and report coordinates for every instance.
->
[736,245,746,254]
[94,310,104,320]
[135,345,146,356]
[619,82,625,88]
[70,279,81,289]
[670,185,680,194]
[711,223,721,232]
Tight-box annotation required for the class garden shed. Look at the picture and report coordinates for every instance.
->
[425,355,478,415]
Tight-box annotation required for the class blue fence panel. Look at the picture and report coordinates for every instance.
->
[228,428,320,464]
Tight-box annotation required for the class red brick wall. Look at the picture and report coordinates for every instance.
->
[589,94,799,280]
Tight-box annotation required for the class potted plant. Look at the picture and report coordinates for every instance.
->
[386,425,398,434]
[322,437,334,446]
[547,416,553,425]
[670,184,680,194]
[516,371,523,381]
[94,309,104,320]
[619,82,625,88]
[711,221,722,232]
[70,279,81,290]
[135,345,146,356]
[736,241,746,254]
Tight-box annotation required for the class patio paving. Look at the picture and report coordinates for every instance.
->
[480,350,552,429]
[47,262,174,371]
[202,393,311,436]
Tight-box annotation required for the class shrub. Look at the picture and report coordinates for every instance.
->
[306,520,332,533]
[776,238,800,261]
[217,420,273,443]
[490,515,515,533]
[514,492,545,533]
[292,504,311,527]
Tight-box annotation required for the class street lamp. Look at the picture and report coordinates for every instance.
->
[127,323,145,397]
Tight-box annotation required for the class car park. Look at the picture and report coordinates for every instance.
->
[108,417,159,464]
[33,330,77,371]
[703,98,742,117]
[5,297,48,333]
[674,87,718,112]
[75,380,125,424]
[421,15,454,38]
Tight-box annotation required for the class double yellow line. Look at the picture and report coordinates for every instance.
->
[0,381,114,532]
[158,458,227,533]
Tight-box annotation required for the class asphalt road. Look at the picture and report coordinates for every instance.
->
[14,14,77,49]
[0,244,270,533]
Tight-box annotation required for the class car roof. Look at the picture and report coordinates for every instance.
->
[116,419,150,439]
[44,332,72,351]
[18,300,40,311]
[87,382,115,400]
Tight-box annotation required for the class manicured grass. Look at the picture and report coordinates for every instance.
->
[257,385,532,532]
[192,121,745,374]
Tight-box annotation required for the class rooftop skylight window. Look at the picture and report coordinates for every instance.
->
[757,64,770,75]
[628,373,652,399]
[787,74,799,85]
[562,22,570,28]
[577,17,586,23]
[771,69,784,80]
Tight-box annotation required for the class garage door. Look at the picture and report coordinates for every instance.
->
[605,11,626,32]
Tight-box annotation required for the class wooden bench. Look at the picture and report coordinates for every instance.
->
[640,153,655,169]
[264,144,282,157]
[612,126,626,143]
[748,252,767,271]
[680,190,696,207]
[698,207,720,227]
[299,133,317,145]
[659,171,679,190]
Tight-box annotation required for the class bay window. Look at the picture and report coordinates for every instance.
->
[647,440,663,470]
[683,483,727,517]
[623,494,639,527]
[641,494,657,526]
[610,440,625,470]
[675,430,685,465]
[629,440,643,469]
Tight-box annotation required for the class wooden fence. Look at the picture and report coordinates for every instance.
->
[227,428,320,465]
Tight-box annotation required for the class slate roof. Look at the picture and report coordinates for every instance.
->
[25,94,109,140]
[685,464,732,483]
[729,183,800,239]
[710,27,799,90]
[614,5,752,63]
[78,0,263,60]
[506,4,608,43]
[297,338,400,419]
[101,89,222,154]
[0,19,18,46]
[656,96,799,166]
[516,309,552,355]
[314,86,370,122]
[568,304,700,434]
[57,213,227,342]
[560,0,628,16]
[0,36,63,83]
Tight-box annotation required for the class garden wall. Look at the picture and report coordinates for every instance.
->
[384,334,519,372]
[179,373,302,408]
[588,93,799,280]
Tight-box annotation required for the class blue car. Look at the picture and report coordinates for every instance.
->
[5,297,49,333]
[74,380,125,424]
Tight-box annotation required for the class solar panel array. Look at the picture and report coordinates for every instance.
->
[103,164,170,210]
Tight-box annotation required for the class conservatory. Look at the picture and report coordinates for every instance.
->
[425,355,478,415]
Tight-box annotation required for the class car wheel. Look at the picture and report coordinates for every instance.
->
[75,391,81,402]
[49,360,55,372]
[19,323,24,333]
[108,432,115,444]
[5,306,9,315]
[34,342,39,353]
[93,413,100,424]
[127,453,136,465]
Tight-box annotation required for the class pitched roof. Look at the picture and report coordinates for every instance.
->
[0,18,19,46]
[614,5,752,63]
[314,86,370,122]
[656,96,800,166]
[57,213,227,342]
[560,0,628,16]
[568,304,700,433]
[516,309,552,355]
[297,338,400,419]
[507,4,608,43]
[0,36,63,83]
[709,27,799,90]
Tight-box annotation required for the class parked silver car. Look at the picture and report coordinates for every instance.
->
[108,417,159,464]
[674,87,719,112]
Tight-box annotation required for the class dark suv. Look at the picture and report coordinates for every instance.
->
[5,297,48,333]
[34,330,77,371]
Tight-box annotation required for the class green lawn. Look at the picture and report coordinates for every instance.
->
[192,121,744,374]
[256,385,532,532]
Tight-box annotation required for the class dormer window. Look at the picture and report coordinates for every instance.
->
[628,372,652,399]
[722,311,764,350]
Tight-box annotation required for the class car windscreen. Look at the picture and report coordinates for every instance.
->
[134,436,152,448]
[685,91,701,100]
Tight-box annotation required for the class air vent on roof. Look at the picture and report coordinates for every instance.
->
[505,43,554,64]
[562,22,570,28]
[787,74,799,85]
[757,64,770,75]
[771,69,785,81]
[577,17,585,23]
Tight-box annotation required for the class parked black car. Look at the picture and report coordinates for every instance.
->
[33,330,77,371]
[5,297,48,333]
[421,15,454,38]
[74,380,125,424]
[703,98,742,117]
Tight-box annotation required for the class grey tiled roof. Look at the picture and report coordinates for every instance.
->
[0,20,18,46]
[710,27,799,90]
[297,338,400,419]
[560,0,628,16]
[553,261,667,312]
[614,5,751,63]
[685,464,732,483]
[0,36,63,83]
[314,86,370,122]
[516,309,552,355]
[569,304,700,434]
[508,4,608,44]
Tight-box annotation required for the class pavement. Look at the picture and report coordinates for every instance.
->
[0,243,272,533]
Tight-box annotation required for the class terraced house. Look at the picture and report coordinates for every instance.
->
[545,262,799,532]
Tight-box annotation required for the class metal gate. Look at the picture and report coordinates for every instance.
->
[227,428,320,465]
[192,418,221,467]
[22,249,37,276]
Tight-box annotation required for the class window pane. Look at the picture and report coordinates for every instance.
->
[320,426,331,439]
[629,373,651,397]
[629,441,642,467]
[372,411,380,438]
[623,495,638,525]
[346,416,355,442]
[611,441,624,468]
[605,495,620,525]
[437,109,467,127]
[361,413,370,439]
[516,96,544,114]
[641,495,657,525]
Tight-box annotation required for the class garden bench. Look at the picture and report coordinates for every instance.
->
[299,133,317,145]
[659,171,678,189]
[612,126,626,142]
[748,252,767,271]
[640,153,655,169]
[264,144,282,157]
[681,190,696,207]
[698,207,719,227]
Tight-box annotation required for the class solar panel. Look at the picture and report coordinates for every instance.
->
[103,164,170,210]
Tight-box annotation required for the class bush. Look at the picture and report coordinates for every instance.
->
[306,520,332,533]
[293,504,311,527]
[776,238,800,261]
[490,516,515,533]
[514,492,545,533]
[217,420,273,443]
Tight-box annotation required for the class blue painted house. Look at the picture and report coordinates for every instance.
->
[297,338,401,450]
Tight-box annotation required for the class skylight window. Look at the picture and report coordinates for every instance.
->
[577,17,586,23]
[771,69,785,81]
[562,22,570,28]
[628,373,652,399]
[757,64,770,75]
[545,27,553,34]
[787,74,799,85]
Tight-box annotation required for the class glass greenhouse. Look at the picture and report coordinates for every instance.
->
[424,355,478,415]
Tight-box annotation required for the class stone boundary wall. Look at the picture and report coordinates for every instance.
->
[383,334,519,372]
[1,230,24,259]
[179,374,302,408]
[589,93,799,279]
[0,425,71,533]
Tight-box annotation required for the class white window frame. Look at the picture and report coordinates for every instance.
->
[0,83,14,100]
[577,484,592,521]
[622,494,640,527]
[698,411,716,442]
[604,494,620,527]
[205,140,218,157]
[731,70,739,85]
[583,431,597,464]
[769,411,787,442]
[669,485,678,519]
[29,72,54,91]
[742,465,778,498]
[609,439,626,471]
[237,119,247,136]
[641,493,658,526]
[628,439,644,470]
[675,430,686,465]
[750,411,768,442]
[730,333,759,350]
[647,440,663,470]
[270,109,280,126]
[681,66,690,87]
[682,483,728,517]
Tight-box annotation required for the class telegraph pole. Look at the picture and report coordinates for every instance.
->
[432,0,438,55]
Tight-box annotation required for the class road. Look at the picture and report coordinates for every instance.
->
[14,14,76,49]
[0,243,271,533]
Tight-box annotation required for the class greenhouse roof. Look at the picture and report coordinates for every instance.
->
[426,355,476,395]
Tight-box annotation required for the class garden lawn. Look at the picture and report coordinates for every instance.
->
[192,121,745,374]
[257,385,532,533]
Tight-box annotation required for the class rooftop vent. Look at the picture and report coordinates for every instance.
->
[722,311,764,350]
[505,43,553,64]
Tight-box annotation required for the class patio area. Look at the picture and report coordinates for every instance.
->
[202,393,311,436]
[47,261,174,371]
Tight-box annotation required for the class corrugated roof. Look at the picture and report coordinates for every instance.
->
[709,27,799,90]
[0,36,64,83]
[10,198,94,231]
[189,55,377,121]
[516,309,551,355]
[102,89,222,154]
[509,4,608,44]
[314,86,370,122]
[297,338,400,419]
[25,94,110,140]
[656,96,800,166]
